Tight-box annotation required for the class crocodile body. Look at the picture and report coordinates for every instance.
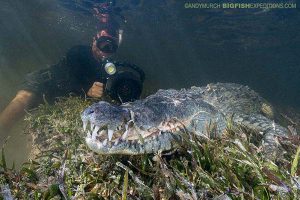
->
[81,83,288,155]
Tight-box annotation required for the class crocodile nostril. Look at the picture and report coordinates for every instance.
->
[87,110,95,115]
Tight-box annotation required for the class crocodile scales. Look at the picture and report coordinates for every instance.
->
[81,83,288,155]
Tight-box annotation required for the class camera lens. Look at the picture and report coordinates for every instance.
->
[106,74,142,103]
[115,79,141,102]
[103,62,144,103]
[96,36,118,54]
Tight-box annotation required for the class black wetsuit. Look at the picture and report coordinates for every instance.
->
[21,45,107,101]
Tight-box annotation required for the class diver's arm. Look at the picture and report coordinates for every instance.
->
[0,90,36,130]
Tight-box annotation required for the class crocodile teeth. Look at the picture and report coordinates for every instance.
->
[103,139,108,146]
[92,131,97,140]
[122,130,128,140]
[130,110,135,121]
[97,142,103,148]
[108,129,114,141]
[83,122,87,131]
[87,131,91,138]
[83,121,88,131]
[90,123,95,131]
[98,129,107,137]
[92,126,100,135]
[114,138,120,145]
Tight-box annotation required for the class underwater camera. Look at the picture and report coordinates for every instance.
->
[102,61,145,103]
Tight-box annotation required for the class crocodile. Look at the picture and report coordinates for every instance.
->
[81,83,288,156]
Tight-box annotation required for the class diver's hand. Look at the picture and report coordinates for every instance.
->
[87,82,104,98]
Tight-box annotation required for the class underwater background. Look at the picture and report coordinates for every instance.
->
[0,0,299,166]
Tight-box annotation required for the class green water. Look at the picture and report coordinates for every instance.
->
[0,0,299,167]
[0,0,96,167]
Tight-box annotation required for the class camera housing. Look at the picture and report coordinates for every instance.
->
[102,61,145,103]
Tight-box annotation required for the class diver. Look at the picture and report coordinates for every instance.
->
[0,2,145,131]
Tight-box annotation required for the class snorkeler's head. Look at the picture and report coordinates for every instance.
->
[92,29,119,60]
[92,2,121,60]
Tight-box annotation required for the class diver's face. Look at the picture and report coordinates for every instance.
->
[92,31,117,61]
[92,36,108,61]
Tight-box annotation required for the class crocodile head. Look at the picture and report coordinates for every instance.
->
[81,101,182,155]
[81,83,288,157]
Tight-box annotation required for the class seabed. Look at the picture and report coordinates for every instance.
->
[1,96,300,199]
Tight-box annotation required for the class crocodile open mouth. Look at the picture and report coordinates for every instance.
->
[82,116,185,154]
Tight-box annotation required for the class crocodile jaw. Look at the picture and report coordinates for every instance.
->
[82,119,180,154]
